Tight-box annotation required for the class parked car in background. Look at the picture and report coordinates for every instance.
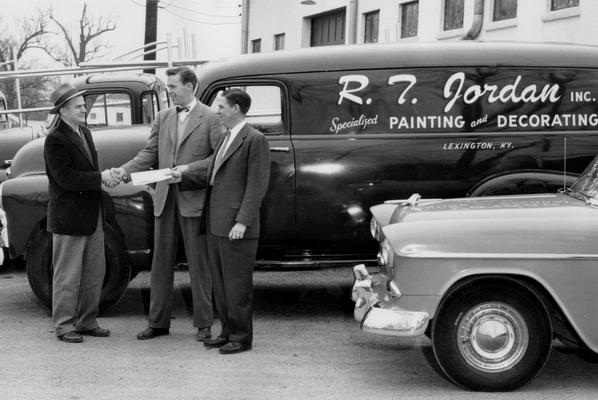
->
[0,73,170,183]
[1,41,598,308]
[352,155,598,391]
[0,73,170,269]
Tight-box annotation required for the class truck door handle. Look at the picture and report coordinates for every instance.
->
[270,147,290,152]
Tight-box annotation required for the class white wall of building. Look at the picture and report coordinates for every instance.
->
[245,0,592,52]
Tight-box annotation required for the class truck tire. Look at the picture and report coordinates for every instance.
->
[25,226,131,314]
[431,282,552,391]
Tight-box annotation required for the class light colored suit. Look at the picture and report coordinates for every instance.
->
[123,101,222,217]
[122,101,224,329]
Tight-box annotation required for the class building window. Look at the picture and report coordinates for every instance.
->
[551,0,579,11]
[400,1,419,38]
[274,33,285,51]
[311,8,346,47]
[364,10,379,43]
[443,0,464,30]
[493,0,517,21]
[116,112,124,122]
[251,39,261,53]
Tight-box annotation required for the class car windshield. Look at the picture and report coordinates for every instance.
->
[570,156,598,201]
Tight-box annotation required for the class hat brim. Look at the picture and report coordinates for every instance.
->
[49,89,87,114]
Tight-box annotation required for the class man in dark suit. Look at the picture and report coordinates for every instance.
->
[44,82,116,343]
[199,89,270,354]
[111,67,223,341]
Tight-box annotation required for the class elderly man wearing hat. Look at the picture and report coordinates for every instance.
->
[44,82,117,343]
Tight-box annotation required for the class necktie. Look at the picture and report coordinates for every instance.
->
[78,128,93,161]
[210,130,231,185]
[176,105,190,113]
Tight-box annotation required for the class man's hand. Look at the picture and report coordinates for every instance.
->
[101,169,119,188]
[228,223,247,240]
[167,164,189,184]
[110,167,128,183]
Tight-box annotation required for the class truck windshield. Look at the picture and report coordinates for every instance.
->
[570,156,598,200]
[0,97,7,123]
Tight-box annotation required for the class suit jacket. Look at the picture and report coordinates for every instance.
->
[44,119,103,235]
[205,124,270,239]
[121,101,223,217]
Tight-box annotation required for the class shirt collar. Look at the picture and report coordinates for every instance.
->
[229,119,247,137]
[62,119,83,135]
[185,98,197,112]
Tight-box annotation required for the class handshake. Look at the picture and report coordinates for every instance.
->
[100,168,129,188]
[100,165,190,188]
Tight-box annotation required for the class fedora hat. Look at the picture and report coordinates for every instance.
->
[49,82,86,114]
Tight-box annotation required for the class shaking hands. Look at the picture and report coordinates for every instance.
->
[100,166,187,188]
[101,167,128,188]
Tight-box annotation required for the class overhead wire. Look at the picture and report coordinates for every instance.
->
[179,0,241,9]
[161,7,241,25]
[129,0,241,25]
[158,0,174,9]
[166,2,241,18]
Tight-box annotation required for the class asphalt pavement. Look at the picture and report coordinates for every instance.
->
[1,267,597,400]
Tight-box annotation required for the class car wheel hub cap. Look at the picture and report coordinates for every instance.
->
[457,302,529,373]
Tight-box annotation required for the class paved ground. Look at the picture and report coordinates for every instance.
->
[1,267,597,400]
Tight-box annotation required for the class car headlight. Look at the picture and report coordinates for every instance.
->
[370,218,380,241]
[377,239,394,268]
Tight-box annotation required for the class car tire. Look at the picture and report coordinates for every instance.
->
[25,226,131,314]
[431,282,552,391]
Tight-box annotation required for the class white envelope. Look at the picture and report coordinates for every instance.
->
[130,168,173,186]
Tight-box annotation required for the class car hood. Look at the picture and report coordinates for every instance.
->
[0,127,34,163]
[9,125,150,178]
[381,194,598,257]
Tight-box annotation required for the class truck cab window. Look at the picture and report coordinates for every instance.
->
[85,92,132,127]
[141,92,159,124]
[209,85,283,135]
[158,84,170,110]
[0,97,7,124]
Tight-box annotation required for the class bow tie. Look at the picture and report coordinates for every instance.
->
[176,105,190,113]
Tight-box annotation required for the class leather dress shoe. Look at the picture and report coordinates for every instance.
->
[203,336,228,348]
[137,327,169,340]
[195,326,212,342]
[79,327,110,337]
[219,341,251,354]
[58,332,83,343]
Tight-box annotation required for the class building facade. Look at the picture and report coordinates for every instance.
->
[243,0,587,52]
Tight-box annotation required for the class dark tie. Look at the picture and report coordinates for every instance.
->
[176,105,190,113]
[210,130,231,185]
[78,128,93,162]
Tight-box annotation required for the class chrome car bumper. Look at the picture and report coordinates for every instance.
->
[0,208,6,247]
[352,264,429,337]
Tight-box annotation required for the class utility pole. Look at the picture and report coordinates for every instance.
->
[144,0,159,74]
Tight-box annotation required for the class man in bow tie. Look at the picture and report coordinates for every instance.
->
[111,67,224,341]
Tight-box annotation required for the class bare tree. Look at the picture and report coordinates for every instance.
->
[0,12,49,66]
[46,2,118,66]
[0,12,56,115]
